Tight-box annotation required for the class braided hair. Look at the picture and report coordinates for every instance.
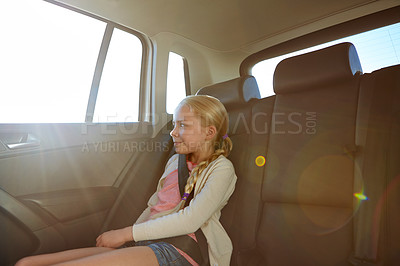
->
[175,95,232,210]
[150,95,232,219]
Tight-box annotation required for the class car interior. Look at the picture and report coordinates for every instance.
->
[0,0,399,265]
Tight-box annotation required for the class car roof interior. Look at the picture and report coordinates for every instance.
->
[54,0,400,110]
[56,0,398,53]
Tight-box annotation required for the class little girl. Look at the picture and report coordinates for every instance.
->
[16,95,237,266]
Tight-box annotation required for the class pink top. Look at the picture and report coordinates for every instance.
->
[149,160,199,266]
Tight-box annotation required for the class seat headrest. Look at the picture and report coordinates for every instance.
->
[196,75,261,109]
[273,42,363,94]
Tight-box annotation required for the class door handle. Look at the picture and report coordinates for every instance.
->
[7,140,40,149]
[0,133,41,150]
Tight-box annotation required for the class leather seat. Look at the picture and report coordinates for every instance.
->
[197,76,262,265]
[191,43,399,265]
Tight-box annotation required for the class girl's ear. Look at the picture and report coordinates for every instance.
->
[206,125,217,140]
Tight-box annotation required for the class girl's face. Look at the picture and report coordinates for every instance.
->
[170,105,216,162]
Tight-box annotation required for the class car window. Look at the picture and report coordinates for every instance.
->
[93,28,143,123]
[252,22,400,98]
[0,0,143,123]
[166,52,188,114]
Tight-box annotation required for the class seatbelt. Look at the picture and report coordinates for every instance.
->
[178,153,190,197]
[125,154,205,264]
[178,153,195,207]
[350,68,398,265]
[153,235,204,264]
[122,235,203,264]
[177,153,209,265]
[121,154,204,264]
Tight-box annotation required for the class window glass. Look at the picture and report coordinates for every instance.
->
[166,52,188,114]
[93,28,143,123]
[0,0,106,123]
[253,22,400,98]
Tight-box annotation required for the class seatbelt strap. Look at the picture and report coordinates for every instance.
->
[178,154,189,197]
[351,68,398,265]
[177,153,209,265]
[122,154,205,264]
[178,153,195,207]
[155,235,204,264]
[123,235,203,264]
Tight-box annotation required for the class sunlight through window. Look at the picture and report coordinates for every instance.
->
[166,52,188,114]
[93,28,142,123]
[0,0,105,123]
[253,22,400,98]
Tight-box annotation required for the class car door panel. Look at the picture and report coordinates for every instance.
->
[0,146,130,196]
[0,122,170,265]
[0,187,66,265]
[18,187,118,250]
[19,187,118,223]
[0,123,152,195]
[0,206,39,266]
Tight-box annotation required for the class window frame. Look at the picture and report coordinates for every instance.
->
[42,0,150,123]
[165,51,191,114]
[183,56,191,96]
[240,6,400,76]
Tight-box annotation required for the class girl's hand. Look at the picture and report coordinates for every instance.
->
[96,227,133,248]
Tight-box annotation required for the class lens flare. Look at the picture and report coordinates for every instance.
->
[354,192,368,200]
[255,155,266,167]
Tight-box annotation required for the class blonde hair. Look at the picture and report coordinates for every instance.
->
[151,95,232,219]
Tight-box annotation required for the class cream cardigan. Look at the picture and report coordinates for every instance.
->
[132,154,237,266]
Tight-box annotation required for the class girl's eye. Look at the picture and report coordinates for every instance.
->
[171,122,184,128]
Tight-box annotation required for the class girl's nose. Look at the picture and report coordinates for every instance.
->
[170,125,178,137]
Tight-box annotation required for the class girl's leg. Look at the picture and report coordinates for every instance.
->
[15,247,114,266]
[53,246,158,266]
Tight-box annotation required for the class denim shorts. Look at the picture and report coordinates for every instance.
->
[135,241,192,266]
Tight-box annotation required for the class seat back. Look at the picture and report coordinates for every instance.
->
[355,65,400,265]
[197,76,261,264]
[192,43,399,265]
[242,43,363,265]
[260,43,362,265]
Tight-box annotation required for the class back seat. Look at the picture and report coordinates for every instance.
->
[252,42,361,266]
[354,65,400,265]
[197,43,400,265]
[197,76,262,265]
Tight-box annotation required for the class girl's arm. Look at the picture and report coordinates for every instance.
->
[132,159,236,241]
